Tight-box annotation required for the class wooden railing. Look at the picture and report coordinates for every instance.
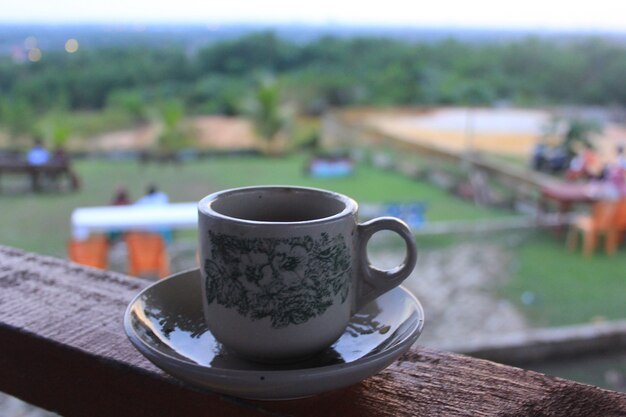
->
[0,245,625,417]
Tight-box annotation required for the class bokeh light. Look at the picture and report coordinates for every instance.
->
[65,38,79,53]
[28,48,42,62]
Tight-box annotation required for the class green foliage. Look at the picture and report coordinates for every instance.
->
[2,47,191,112]
[245,79,291,154]
[250,79,283,140]
[157,100,192,152]
[292,118,321,150]
[188,75,249,115]
[106,90,149,122]
[160,100,184,129]
[562,118,602,154]
[2,32,626,125]
[0,98,36,140]
[42,113,72,147]
[282,67,363,113]
[37,108,137,139]
[158,128,191,152]
[196,31,297,75]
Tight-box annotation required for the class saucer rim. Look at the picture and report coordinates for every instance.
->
[124,268,425,378]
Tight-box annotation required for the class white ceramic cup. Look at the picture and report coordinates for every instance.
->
[198,186,417,362]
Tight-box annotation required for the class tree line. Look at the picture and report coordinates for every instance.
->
[1,31,626,137]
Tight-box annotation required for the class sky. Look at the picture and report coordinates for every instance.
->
[1,0,626,31]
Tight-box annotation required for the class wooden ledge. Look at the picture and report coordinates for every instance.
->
[1,245,625,417]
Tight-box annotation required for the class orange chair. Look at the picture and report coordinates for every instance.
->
[125,232,170,279]
[68,235,109,269]
[566,200,619,257]
[605,198,626,255]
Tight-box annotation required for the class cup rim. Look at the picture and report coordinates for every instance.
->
[198,185,357,225]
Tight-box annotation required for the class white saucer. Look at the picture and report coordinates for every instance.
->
[124,268,424,400]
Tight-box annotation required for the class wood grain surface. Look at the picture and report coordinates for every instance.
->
[1,245,625,417]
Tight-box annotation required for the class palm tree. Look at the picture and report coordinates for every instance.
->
[157,100,191,160]
[248,79,290,155]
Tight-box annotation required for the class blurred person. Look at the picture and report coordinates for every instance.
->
[135,184,169,206]
[51,146,81,191]
[616,145,626,169]
[605,164,625,192]
[603,146,626,196]
[108,186,132,243]
[582,144,605,180]
[111,186,131,206]
[546,145,568,173]
[51,145,69,166]
[567,143,603,181]
[566,152,585,181]
[135,184,172,243]
[26,139,50,165]
[531,141,547,171]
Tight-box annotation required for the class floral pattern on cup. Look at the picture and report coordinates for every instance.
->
[204,231,351,328]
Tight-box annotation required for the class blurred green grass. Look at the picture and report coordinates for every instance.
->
[2,154,624,329]
[0,154,503,256]
[501,231,626,326]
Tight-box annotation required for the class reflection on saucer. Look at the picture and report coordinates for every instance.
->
[124,269,424,399]
[346,306,386,337]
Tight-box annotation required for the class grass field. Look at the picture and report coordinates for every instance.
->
[0,153,504,256]
[501,231,626,327]
[2,154,624,330]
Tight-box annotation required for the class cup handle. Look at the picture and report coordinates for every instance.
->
[354,217,418,313]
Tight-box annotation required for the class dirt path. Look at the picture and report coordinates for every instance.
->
[85,116,258,151]
[370,242,528,348]
[367,108,549,156]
